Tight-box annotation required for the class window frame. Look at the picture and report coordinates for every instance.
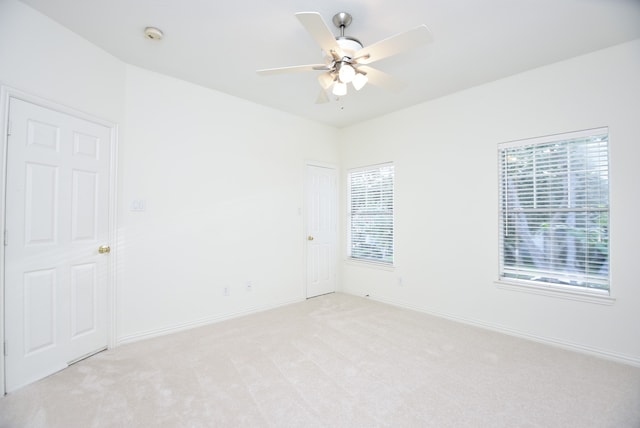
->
[347,162,395,266]
[496,128,612,302]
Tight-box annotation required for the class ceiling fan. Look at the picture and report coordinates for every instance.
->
[256,12,433,103]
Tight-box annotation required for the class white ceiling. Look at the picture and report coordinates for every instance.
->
[19,0,640,128]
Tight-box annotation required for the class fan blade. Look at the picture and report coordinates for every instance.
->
[317,71,335,90]
[316,90,330,104]
[295,12,344,58]
[358,66,407,92]
[257,64,328,76]
[355,25,432,65]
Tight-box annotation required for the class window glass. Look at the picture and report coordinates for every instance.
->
[498,129,609,292]
[348,164,394,264]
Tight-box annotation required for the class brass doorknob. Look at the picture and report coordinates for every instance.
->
[98,245,111,254]
[307,236,314,241]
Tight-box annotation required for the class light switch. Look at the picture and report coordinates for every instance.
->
[130,199,146,212]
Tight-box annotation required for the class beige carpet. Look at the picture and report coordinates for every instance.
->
[1,293,639,427]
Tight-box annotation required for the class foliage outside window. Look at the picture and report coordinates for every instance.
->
[348,163,394,264]
[498,128,609,293]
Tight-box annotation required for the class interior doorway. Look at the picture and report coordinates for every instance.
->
[305,163,338,298]
[1,92,116,393]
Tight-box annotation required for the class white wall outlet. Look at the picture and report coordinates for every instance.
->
[223,286,230,296]
[246,281,253,292]
[397,276,404,286]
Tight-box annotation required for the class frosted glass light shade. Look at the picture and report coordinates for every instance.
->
[338,63,356,83]
[352,73,368,90]
[332,81,347,96]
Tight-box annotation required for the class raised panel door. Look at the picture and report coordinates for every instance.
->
[4,98,111,392]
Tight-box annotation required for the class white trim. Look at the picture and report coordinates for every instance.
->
[607,126,617,300]
[346,162,395,265]
[0,85,119,395]
[348,161,394,174]
[364,293,639,367]
[304,161,339,298]
[498,126,608,149]
[0,87,117,128]
[495,279,615,305]
[304,159,338,170]
[497,127,611,298]
[343,258,395,271]
[117,297,303,346]
[0,86,9,396]
[107,125,119,350]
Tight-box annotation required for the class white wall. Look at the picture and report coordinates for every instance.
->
[340,39,640,364]
[0,0,125,123]
[0,0,340,345]
[118,65,339,342]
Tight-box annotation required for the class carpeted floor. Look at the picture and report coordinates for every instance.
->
[1,292,639,427]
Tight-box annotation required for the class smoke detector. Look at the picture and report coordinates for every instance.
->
[144,27,163,41]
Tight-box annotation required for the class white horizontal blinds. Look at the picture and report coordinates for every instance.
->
[349,164,394,263]
[498,129,609,291]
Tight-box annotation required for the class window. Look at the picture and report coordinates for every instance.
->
[348,163,394,264]
[498,128,609,293]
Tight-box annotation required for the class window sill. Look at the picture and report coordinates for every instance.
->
[344,258,395,272]
[495,279,615,305]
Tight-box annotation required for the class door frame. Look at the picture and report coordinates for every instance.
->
[303,161,339,298]
[0,86,119,395]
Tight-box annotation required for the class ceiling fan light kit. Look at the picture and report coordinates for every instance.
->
[352,72,368,91]
[332,81,348,96]
[337,62,356,83]
[256,11,433,103]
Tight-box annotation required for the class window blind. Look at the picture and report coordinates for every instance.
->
[348,164,394,264]
[498,128,609,291]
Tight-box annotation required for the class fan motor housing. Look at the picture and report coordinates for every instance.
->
[336,36,363,58]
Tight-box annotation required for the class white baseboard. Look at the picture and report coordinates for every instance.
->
[363,294,640,368]
[116,297,304,346]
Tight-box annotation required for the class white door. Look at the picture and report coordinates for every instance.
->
[305,164,337,298]
[4,98,111,392]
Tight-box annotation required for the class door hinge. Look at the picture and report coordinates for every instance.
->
[3,229,7,246]
[3,341,7,357]
[6,120,12,136]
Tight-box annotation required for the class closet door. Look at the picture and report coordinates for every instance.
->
[4,98,111,392]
